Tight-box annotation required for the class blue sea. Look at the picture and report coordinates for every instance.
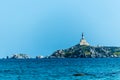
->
[0,58,120,80]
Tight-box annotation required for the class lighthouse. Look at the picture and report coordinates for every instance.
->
[80,33,90,46]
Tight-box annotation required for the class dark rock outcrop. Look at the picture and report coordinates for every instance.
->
[49,44,120,58]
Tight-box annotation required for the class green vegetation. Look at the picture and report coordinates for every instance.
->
[50,44,120,58]
[113,52,120,56]
[64,52,72,57]
[85,51,91,55]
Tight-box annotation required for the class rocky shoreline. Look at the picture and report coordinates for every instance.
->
[4,44,120,59]
[49,44,120,58]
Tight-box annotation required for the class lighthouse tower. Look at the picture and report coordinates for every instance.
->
[80,33,90,46]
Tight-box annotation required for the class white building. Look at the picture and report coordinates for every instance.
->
[80,33,90,46]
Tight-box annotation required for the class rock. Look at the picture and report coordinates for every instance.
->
[73,73,86,76]
[6,56,9,59]
[36,56,44,59]
[49,44,120,58]
[11,54,30,59]
[73,73,96,77]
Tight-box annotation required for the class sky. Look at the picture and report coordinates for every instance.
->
[0,0,120,58]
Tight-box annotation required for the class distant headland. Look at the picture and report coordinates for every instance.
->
[5,33,120,59]
[49,33,120,58]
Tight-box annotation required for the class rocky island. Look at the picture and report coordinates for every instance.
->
[49,33,120,58]
[10,54,30,59]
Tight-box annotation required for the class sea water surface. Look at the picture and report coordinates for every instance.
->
[0,58,120,80]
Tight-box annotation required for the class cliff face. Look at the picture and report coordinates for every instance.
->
[49,44,120,58]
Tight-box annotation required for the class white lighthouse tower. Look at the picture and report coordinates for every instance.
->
[80,33,90,46]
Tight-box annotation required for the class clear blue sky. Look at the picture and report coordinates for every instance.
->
[0,0,120,58]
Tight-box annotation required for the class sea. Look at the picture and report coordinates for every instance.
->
[0,58,120,80]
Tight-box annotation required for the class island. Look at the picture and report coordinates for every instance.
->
[10,54,30,59]
[49,33,120,58]
[4,33,120,59]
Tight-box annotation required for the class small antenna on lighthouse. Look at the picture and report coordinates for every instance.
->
[82,33,84,39]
